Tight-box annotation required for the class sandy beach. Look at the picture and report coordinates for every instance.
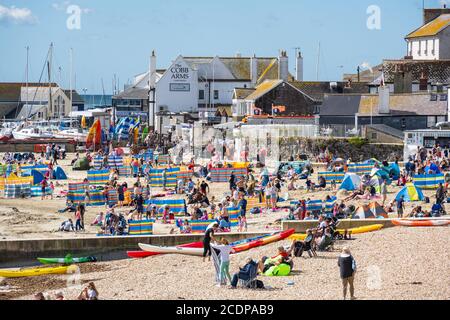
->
[1,154,450,301]
[1,226,448,300]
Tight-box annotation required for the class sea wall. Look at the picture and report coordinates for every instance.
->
[0,232,268,267]
[278,137,403,162]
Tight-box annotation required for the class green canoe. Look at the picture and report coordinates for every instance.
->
[37,254,97,265]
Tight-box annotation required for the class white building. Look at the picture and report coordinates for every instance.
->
[405,14,450,60]
[120,50,303,128]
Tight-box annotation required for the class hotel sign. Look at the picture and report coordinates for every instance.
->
[171,64,190,81]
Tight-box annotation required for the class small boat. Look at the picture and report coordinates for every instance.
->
[54,128,87,141]
[37,255,97,265]
[0,266,73,278]
[12,127,55,140]
[289,224,384,241]
[392,219,450,227]
[127,242,203,258]
[138,229,296,257]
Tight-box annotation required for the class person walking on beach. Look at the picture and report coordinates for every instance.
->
[203,223,218,262]
[338,247,357,300]
[381,179,388,206]
[211,238,235,287]
[396,195,405,218]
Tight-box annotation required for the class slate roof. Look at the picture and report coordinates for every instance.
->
[320,94,362,116]
[0,83,57,103]
[383,59,450,84]
[359,93,447,116]
[234,88,255,100]
[290,81,369,102]
[113,86,149,100]
[320,92,447,117]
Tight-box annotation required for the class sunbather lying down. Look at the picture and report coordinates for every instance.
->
[258,247,294,277]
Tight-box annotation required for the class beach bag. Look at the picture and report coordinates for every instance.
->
[250,207,261,214]
[246,279,264,289]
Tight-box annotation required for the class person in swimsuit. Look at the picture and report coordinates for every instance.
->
[203,223,218,262]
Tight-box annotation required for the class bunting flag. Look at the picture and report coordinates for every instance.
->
[86,119,102,149]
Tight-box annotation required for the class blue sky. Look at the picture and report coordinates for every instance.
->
[0,0,445,93]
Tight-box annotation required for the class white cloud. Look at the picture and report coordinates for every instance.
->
[0,4,37,25]
[52,1,93,14]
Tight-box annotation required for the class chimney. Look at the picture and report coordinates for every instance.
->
[250,54,258,86]
[150,50,157,89]
[423,7,450,24]
[419,72,428,91]
[296,51,303,81]
[278,50,289,81]
[378,86,390,114]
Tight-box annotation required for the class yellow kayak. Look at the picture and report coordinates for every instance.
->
[0,266,74,278]
[289,224,384,241]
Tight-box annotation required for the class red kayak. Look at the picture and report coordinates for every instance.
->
[233,229,295,254]
[127,242,203,258]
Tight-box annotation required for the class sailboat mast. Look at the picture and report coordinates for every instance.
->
[316,42,321,81]
[26,46,29,110]
[70,48,73,117]
[48,43,53,120]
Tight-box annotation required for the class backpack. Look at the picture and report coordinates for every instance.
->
[246,279,264,289]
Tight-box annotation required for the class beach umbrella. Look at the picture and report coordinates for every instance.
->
[395,183,425,202]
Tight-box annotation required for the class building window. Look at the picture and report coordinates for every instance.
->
[214,90,219,100]
[371,132,378,140]
[199,90,205,100]
[427,116,437,128]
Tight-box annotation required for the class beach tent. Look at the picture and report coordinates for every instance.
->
[353,202,388,219]
[53,167,67,180]
[73,157,90,171]
[389,163,401,180]
[424,163,441,174]
[368,202,388,218]
[352,205,373,219]
[364,158,380,165]
[30,169,45,185]
[395,183,425,202]
[339,173,361,191]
